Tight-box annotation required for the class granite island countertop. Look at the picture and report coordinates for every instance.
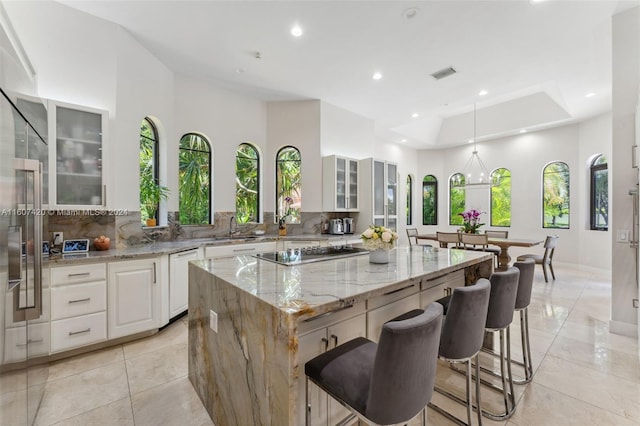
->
[190,246,492,320]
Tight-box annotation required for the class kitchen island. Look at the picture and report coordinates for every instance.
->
[188,246,493,426]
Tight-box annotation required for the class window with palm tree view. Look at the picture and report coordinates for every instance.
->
[449,173,465,226]
[276,146,301,224]
[139,117,162,225]
[422,175,437,225]
[590,154,608,230]
[490,168,511,227]
[179,133,211,225]
[236,143,260,223]
[543,161,570,229]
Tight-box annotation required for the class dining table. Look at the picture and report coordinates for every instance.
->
[416,233,544,270]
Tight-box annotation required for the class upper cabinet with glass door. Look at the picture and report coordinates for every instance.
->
[48,101,108,208]
[322,155,359,212]
[358,158,398,232]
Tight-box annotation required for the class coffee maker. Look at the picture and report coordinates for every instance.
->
[342,217,354,234]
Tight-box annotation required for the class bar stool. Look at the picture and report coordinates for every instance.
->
[304,303,443,426]
[480,267,520,420]
[431,278,491,426]
[512,259,535,384]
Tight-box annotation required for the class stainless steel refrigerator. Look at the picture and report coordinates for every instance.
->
[0,6,50,425]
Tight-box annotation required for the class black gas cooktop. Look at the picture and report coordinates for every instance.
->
[253,246,369,266]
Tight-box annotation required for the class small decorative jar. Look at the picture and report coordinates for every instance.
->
[278,225,287,236]
[369,249,389,264]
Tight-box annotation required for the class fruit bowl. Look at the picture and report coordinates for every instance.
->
[94,236,111,251]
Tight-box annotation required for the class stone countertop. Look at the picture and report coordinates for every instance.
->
[191,246,492,319]
[46,233,360,265]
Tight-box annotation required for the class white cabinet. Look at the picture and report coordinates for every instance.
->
[169,248,201,319]
[48,100,108,208]
[108,259,159,339]
[366,282,421,342]
[322,155,359,212]
[204,241,277,258]
[420,270,465,307]
[50,263,107,353]
[297,303,366,426]
[359,158,398,232]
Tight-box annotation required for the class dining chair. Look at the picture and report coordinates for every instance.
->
[484,230,508,267]
[516,235,559,283]
[437,231,461,249]
[460,233,489,251]
[304,304,443,426]
[406,228,430,247]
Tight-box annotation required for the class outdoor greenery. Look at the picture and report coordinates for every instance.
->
[276,146,301,224]
[450,173,465,225]
[139,119,169,224]
[179,133,211,225]
[406,175,413,225]
[591,155,608,230]
[235,143,259,223]
[543,162,570,228]
[491,168,511,227]
[422,175,437,225]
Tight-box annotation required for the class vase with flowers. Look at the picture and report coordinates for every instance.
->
[278,196,294,236]
[360,225,399,264]
[459,209,485,234]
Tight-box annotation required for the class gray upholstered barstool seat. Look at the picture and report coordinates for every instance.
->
[479,267,520,420]
[304,303,443,426]
[430,278,491,426]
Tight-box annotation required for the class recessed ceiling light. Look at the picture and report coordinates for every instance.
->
[585,92,596,98]
[468,139,474,144]
[478,90,488,96]
[411,112,419,118]
[372,72,383,80]
[235,68,244,74]
[520,129,527,133]
[402,7,419,20]
[290,24,303,37]
[400,139,407,143]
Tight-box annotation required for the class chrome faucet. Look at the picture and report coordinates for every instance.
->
[229,216,238,238]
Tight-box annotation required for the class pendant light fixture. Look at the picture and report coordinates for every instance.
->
[452,103,494,189]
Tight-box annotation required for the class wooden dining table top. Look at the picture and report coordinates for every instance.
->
[416,233,544,248]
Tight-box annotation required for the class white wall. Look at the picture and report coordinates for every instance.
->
[611,6,639,335]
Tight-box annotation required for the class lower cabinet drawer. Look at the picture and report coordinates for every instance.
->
[51,281,107,320]
[4,322,50,363]
[51,311,107,353]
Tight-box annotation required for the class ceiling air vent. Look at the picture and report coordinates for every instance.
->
[431,66,457,80]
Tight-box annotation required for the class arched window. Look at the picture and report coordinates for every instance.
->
[543,162,570,229]
[179,133,211,225]
[139,117,161,225]
[449,173,465,226]
[422,175,437,225]
[406,175,413,226]
[276,146,301,224]
[236,143,260,223]
[590,155,608,230]
[490,168,511,227]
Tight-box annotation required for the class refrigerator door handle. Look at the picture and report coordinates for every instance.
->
[8,226,22,291]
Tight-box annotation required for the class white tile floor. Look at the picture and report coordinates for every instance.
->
[4,263,640,425]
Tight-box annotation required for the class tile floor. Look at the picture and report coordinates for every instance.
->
[3,263,639,426]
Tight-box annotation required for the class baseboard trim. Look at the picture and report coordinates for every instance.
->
[609,319,638,337]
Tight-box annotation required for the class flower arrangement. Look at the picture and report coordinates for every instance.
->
[278,196,294,229]
[459,209,485,234]
[360,225,399,251]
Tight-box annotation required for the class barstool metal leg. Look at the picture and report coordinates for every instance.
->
[305,376,310,426]
[514,308,533,384]
[466,359,473,426]
[479,327,516,421]
[475,353,483,426]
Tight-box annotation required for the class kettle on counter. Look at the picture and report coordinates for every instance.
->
[329,219,344,235]
[342,217,354,234]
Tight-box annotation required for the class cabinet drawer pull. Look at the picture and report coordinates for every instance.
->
[321,337,329,351]
[68,297,91,304]
[233,248,256,253]
[303,304,353,323]
[68,272,91,278]
[16,338,44,347]
[331,334,338,347]
[69,328,91,336]
[383,283,415,296]
[176,251,195,257]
